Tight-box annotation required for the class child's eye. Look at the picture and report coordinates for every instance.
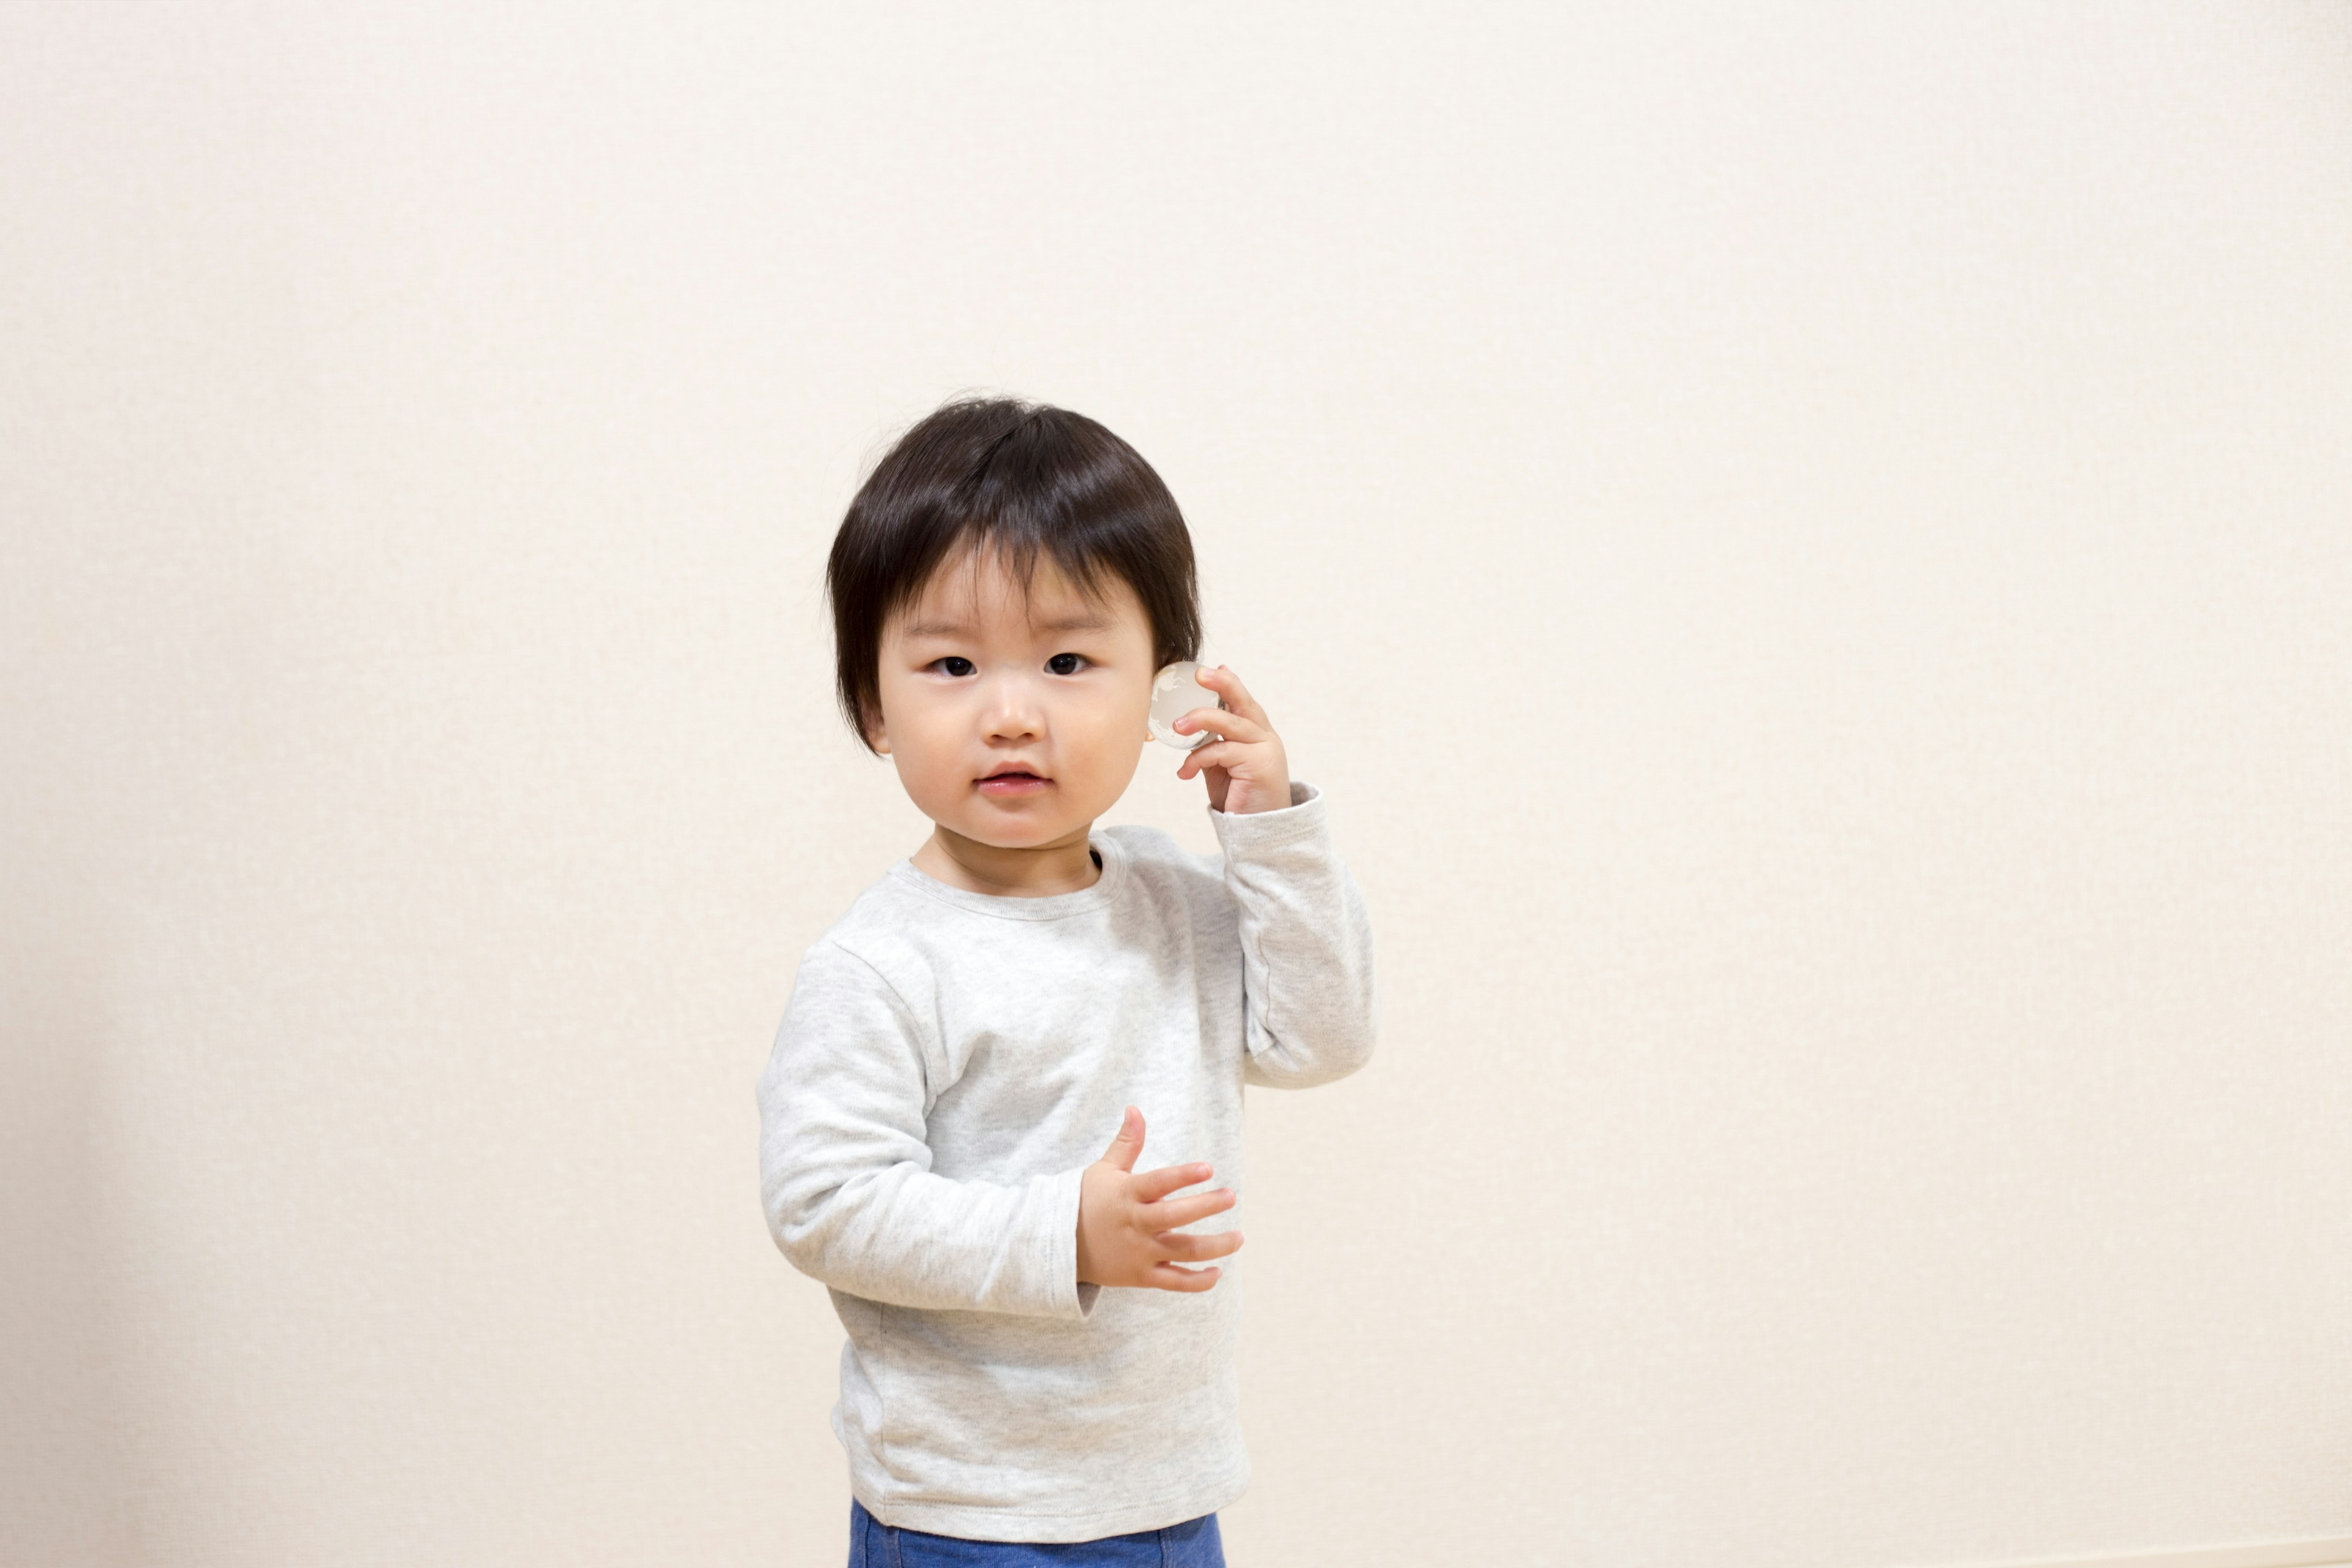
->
[931,656,976,677]
[1046,652,1089,676]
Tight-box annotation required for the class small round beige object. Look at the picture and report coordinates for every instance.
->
[1148,661,1224,750]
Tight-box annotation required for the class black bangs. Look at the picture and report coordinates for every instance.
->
[824,395,1202,753]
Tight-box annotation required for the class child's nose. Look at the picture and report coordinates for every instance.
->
[978,675,1046,739]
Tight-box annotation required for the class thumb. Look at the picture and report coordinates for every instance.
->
[1099,1104,1144,1171]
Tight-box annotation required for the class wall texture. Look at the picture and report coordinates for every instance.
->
[4,5,2347,1565]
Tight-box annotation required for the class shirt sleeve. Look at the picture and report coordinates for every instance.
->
[756,940,1101,1321]
[1209,778,1381,1090]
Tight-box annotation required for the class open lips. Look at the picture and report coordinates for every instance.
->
[977,764,1052,796]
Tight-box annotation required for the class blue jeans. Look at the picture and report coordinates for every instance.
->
[848,1497,1226,1567]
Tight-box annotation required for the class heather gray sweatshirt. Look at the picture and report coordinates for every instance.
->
[755,779,1377,1542]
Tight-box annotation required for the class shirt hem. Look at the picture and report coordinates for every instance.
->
[851,1458,1249,1543]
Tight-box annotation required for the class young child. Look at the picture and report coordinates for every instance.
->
[756,395,1378,1565]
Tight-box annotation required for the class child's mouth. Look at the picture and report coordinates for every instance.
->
[977,771,1050,796]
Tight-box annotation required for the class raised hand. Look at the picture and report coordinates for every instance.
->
[1075,1105,1242,1294]
[1172,663,1291,816]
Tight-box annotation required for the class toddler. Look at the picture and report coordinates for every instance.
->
[756,395,1378,1564]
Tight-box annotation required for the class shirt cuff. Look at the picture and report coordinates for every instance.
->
[1044,1163,1102,1322]
[1208,778,1326,851]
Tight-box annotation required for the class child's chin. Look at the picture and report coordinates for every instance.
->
[963,817,1063,842]
[945,806,1085,847]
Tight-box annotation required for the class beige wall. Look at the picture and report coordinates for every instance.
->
[5,5,2348,1565]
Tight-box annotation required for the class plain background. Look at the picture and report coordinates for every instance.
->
[4,4,2348,1566]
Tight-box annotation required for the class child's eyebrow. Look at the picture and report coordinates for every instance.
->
[900,611,1115,637]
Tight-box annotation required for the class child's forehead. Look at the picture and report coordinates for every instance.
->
[896,547,1139,636]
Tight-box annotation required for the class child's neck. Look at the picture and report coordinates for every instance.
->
[912,822,1103,899]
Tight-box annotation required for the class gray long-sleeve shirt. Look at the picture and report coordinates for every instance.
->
[756,778,1377,1542]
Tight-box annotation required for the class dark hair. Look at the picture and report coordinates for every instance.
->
[824,394,1202,753]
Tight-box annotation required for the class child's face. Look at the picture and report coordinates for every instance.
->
[870,545,1156,849]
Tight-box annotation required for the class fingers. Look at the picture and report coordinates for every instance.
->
[1194,664,1270,726]
[1175,739,1251,781]
[1099,1105,1145,1169]
[1149,1262,1223,1292]
[1170,704,1268,745]
[1133,1161,1215,1202]
[1112,1164,1244,1291]
[1145,1186,1237,1232]
[1156,1226,1244,1263]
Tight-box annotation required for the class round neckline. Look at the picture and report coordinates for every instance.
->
[886,830,1129,921]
